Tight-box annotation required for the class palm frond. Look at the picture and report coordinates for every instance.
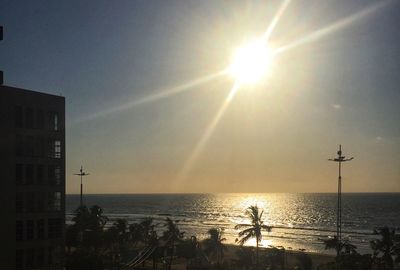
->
[234,223,252,229]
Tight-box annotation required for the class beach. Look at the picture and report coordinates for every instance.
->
[67,193,400,255]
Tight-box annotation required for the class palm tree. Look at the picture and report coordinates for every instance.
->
[149,230,160,270]
[203,228,226,265]
[162,218,184,270]
[235,205,271,267]
[71,205,108,250]
[88,205,108,231]
[140,217,155,244]
[177,236,199,268]
[370,227,398,269]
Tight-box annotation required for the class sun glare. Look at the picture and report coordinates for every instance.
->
[229,39,274,85]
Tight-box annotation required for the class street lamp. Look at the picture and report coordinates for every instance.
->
[329,145,353,258]
[74,166,89,208]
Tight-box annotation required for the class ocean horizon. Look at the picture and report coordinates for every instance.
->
[66,193,400,255]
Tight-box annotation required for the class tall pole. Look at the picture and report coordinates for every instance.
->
[74,166,89,208]
[329,145,353,258]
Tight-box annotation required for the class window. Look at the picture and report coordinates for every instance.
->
[37,192,45,212]
[48,140,61,159]
[16,221,23,241]
[15,106,23,128]
[25,108,34,128]
[54,166,62,185]
[16,192,23,213]
[16,164,24,185]
[26,249,34,267]
[26,220,34,240]
[37,219,45,240]
[48,165,58,185]
[36,109,45,129]
[26,136,35,156]
[16,135,23,156]
[36,248,45,268]
[49,112,59,131]
[36,165,44,184]
[54,140,61,158]
[35,137,45,157]
[48,219,62,239]
[48,192,61,211]
[25,192,35,213]
[16,249,24,270]
[25,165,34,185]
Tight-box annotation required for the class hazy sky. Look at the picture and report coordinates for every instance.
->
[1,0,399,193]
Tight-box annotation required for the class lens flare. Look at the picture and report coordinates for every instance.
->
[229,39,274,85]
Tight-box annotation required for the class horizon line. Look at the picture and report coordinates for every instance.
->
[66,191,400,195]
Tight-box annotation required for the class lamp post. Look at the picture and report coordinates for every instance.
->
[329,145,353,258]
[74,166,89,208]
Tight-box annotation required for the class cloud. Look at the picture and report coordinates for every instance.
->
[331,103,342,110]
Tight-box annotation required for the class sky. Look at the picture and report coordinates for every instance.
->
[1,0,399,193]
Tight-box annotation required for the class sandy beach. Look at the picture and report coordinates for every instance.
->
[137,243,335,270]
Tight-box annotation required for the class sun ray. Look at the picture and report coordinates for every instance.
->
[275,0,392,55]
[71,69,227,125]
[262,0,292,43]
[174,83,241,186]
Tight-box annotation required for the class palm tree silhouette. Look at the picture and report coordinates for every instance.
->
[370,227,399,269]
[162,218,184,270]
[235,205,271,267]
[139,217,155,245]
[203,228,226,265]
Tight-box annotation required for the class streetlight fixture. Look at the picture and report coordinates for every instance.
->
[329,145,353,257]
[74,166,89,208]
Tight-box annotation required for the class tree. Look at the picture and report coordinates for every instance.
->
[323,236,357,255]
[66,224,79,255]
[70,205,108,251]
[140,217,155,245]
[162,218,184,270]
[322,237,372,270]
[370,227,399,269]
[66,205,109,270]
[177,236,199,268]
[235,205,271,267]
[203,228,227,265]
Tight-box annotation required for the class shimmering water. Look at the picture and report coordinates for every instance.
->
[66,193,400,254]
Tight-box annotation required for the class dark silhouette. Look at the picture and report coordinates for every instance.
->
[295,252,313,270]
[177,236,199,268]
[162,218,184,270]
[235,205,272,267]
[371,227,400,270]
[233,247,254,270]
[203,228,227,266]
[321,236,373,269]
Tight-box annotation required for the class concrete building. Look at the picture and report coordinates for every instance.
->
[0,85,65,270]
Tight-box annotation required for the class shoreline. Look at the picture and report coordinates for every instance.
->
[140,243,336,270]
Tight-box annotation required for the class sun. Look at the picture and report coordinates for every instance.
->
[229,38,274,85]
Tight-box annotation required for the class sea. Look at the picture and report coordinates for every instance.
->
[66,193,400,254]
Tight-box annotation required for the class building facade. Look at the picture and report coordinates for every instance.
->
[0,85,65,270]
